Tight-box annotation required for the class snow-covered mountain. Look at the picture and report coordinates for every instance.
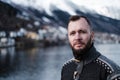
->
[0,0,120,34]
[3,0,120,20]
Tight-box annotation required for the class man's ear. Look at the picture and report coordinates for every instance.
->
[91,32,94,41]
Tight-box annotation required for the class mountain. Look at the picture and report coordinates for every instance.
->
[0,1,31,31]
[0,0,120,34]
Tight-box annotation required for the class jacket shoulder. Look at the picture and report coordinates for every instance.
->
[62,58,76,68]
[94,55,120,80]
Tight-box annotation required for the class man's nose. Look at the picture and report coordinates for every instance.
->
[75,33,81,40]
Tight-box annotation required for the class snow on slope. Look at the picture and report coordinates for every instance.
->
[8,0,76,16]
[2,0,120,20]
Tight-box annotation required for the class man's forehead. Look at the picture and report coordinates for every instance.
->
[68,18,90,30]
[69,18,88,25]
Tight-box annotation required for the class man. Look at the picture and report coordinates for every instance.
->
[61,15,120,80]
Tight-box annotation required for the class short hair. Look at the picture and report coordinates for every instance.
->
[68,15,93,31]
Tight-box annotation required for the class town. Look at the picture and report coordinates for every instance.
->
[0,25,120,48]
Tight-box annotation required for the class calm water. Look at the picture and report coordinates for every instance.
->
[0,44,120,80]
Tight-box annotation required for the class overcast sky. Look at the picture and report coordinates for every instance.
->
[4,0,120,19]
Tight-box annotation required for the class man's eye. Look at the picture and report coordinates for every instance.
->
[70,32,75,35]
[81,31,86,33]
[79,30,87,34]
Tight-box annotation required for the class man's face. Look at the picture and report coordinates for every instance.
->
[68,18,94,52]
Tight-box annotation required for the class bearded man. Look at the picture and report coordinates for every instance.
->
[61,15,120,80]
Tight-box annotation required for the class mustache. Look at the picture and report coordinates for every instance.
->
[73,40,85,45]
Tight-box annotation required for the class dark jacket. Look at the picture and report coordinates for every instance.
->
[61,45,120,80]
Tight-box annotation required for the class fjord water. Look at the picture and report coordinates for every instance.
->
[0,44,120,80]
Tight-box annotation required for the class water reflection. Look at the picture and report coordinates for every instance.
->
[0,47,16,76]
[0,44,120,80]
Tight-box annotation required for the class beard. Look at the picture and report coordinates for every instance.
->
[70,37,93,60]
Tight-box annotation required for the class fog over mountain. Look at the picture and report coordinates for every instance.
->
[1,0,120,34]
[3,0,120,20]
